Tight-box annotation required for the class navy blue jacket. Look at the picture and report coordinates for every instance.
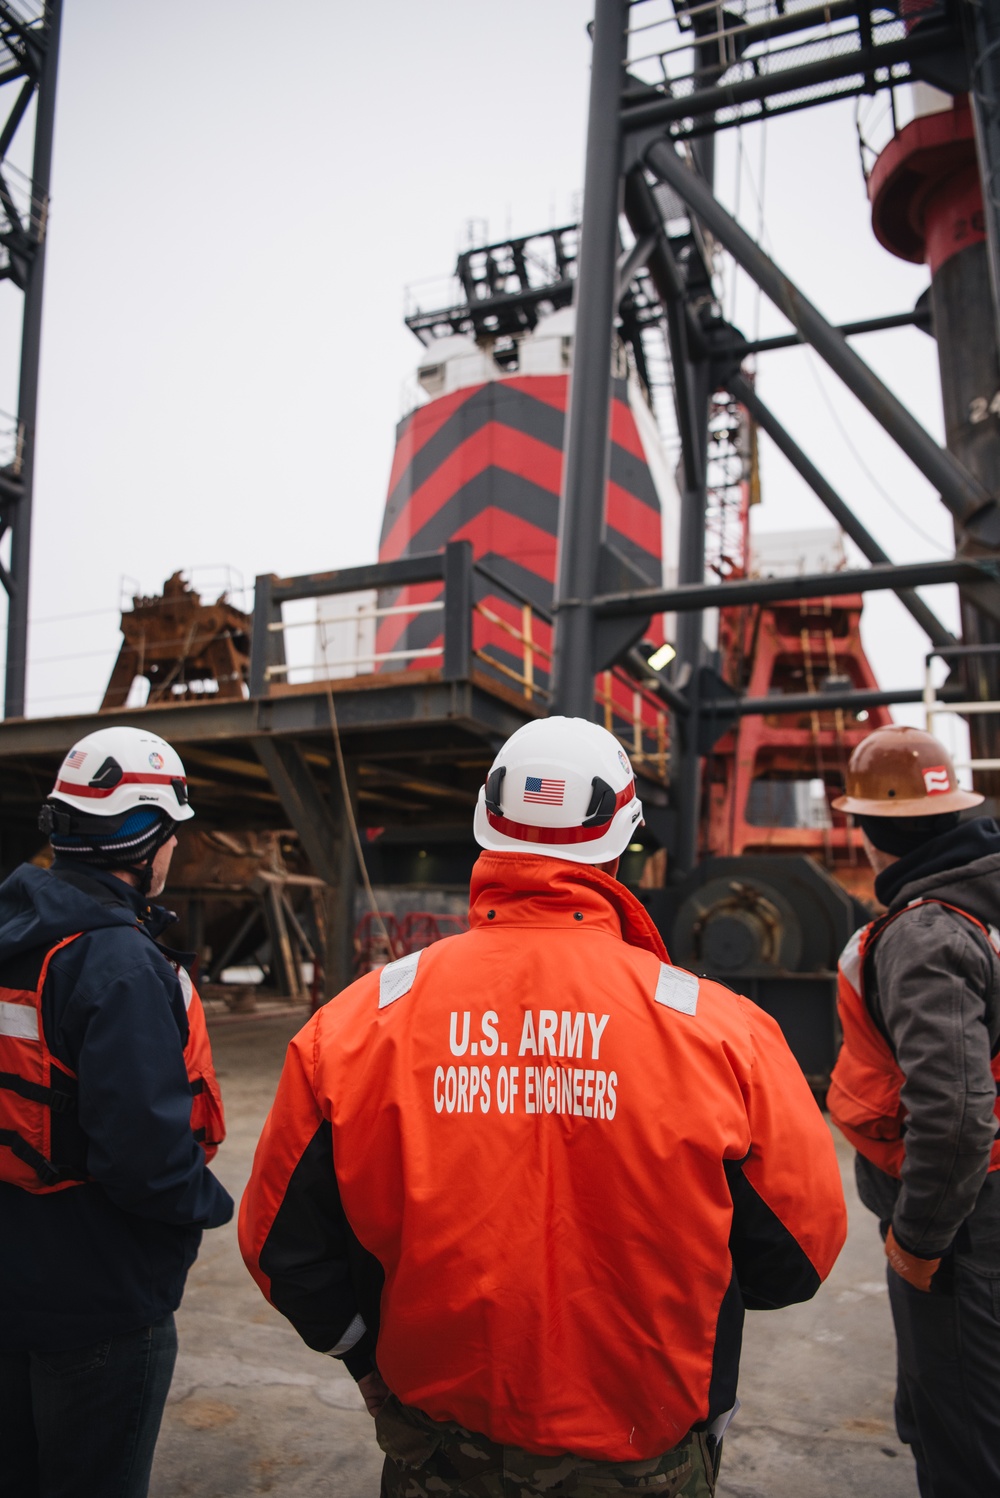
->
[0,862,233,1350]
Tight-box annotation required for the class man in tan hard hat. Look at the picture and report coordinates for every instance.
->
[828,724,1000,1498]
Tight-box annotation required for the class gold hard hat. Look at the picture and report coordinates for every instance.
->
[832,724,984,817]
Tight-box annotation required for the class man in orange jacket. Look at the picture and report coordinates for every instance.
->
[240,717,847,1496]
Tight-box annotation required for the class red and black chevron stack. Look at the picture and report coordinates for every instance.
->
[375,372,665,711]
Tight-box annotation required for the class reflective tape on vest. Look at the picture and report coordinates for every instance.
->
[176,966,194,1012]
[0,1001,38,1042]
[486,779,636,846]
[654,965,699,1016]
[379,950,421,1009]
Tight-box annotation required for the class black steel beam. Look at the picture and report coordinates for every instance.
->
[621,0,867,106]
[0,679,536,757]
[442,540,473,682]
[271,550,445,605]
[252,739,341,887]
[0,78,33,160]
[406,278,574,337]
[730,374,958,649]
[623,167,707,487]
[248,573,285,699]
[593,557,1000,618]
[621,21,956,136]
[644,137,998,535]
[623,645,689,716]
[0,2,41,48]
[615,231,655,302]
[731,308,932,357]
[700,685,958,719]
[473,560,553,621]
[928,642,1000,661]
[551,0,629,718]
[965,0,1000,367]
[4,0,61,718]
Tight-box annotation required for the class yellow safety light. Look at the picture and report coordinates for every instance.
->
[646,642,676,672]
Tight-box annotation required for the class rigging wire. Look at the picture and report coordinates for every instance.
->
[721,99,945,558]
[801,345,950,555]
[315,626,395,959]
[753,121,767,343]
[726,128,744,325]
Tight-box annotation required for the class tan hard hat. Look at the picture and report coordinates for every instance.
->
[832,724,984,817]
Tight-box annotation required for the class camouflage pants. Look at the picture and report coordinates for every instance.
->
[375,1396,720,1498]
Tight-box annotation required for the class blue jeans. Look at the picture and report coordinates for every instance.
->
[0,1313,178,1498]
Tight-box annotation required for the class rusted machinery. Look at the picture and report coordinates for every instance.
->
[101,571,251,709]
[164,829,327,1009]
[646,854,861,1092]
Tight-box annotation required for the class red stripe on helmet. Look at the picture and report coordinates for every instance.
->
[485,779,636,846]
[55,772,185,800]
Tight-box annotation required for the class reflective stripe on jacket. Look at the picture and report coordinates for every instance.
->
[240,852,846,1461]
[829,900,1000,1176]
[0,933,225,1192]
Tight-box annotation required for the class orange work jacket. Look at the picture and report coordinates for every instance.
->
[241,853,846,1461]
[828,900,1000,1176]
[0,932,225,1192]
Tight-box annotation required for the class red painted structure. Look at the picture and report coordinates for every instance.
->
[376,371,669,770]
[373,342,891,902]
[707,595,893,901]
[354,910,470,975]
[869,93,983,272]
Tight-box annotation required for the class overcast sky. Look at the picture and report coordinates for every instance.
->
[0,1,967,761]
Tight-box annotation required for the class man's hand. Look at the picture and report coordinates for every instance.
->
[358,1369,390,1417]
[885,1225,941,1292]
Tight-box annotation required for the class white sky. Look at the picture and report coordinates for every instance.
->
[0,0,970,763]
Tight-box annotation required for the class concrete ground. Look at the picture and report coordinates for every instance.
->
[151,1007,918,1498]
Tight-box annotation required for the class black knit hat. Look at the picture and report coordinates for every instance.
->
[49,806,173,870]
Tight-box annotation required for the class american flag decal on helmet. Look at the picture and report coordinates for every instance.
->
[524,776,565,805]
[65,750,87,769]
[923,765,951,795]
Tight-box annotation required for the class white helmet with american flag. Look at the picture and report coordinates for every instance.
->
[41,725,194,835]
[473,716,643,864]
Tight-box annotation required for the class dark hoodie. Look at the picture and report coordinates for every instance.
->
[0,862,233,1351]
[856,817,1000,1263]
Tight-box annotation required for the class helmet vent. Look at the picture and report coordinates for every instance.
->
[88,756,124,790]
[485,765,506,816]
[582,776,616,828]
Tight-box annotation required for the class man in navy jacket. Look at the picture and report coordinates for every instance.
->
[0,726,233,1498]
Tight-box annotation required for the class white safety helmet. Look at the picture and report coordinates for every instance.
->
[40,725,194,836]
[473,716,643,865]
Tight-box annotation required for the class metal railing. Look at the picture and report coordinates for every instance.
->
[598,668,669,781]
[267,600,447,678]
[248,543,561,703]
[246,545,671,782]
[470,561,555,706]
[621,0,953,142]
[924,644,1000,772]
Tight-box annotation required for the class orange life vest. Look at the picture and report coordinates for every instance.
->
[0,932,225,1193]
[828,900,1000,1176]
